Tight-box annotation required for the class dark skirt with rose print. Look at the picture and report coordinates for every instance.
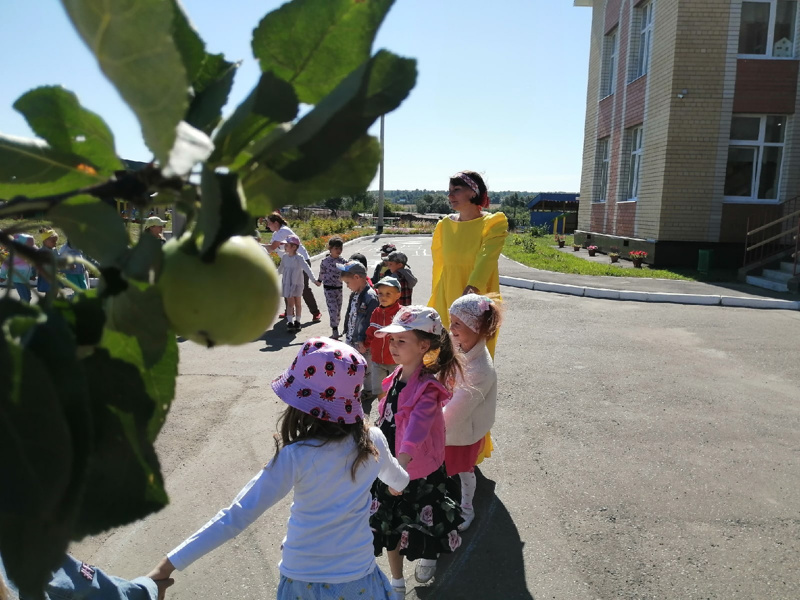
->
[370,464,464,561]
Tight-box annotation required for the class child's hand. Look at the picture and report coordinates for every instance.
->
[154,577,175,600]
[356,342,366,353]
[388,486,404,496]
[147,557,176,583]
[315,280,322,287]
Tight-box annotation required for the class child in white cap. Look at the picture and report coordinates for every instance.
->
[148,338,409,599]
[370,306,464,594]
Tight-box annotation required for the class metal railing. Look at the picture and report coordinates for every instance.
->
[743,195,800,276]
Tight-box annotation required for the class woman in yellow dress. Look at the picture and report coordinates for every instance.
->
[428,170,508,462]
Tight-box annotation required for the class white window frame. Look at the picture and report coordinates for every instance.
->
[629,1,654,82]
[724,114,787,204]
[738,0,798,59]
[601,30,618,97]
[626,126,644,201]
[596,137,611,203]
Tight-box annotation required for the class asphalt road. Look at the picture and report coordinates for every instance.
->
[70,235,800,599]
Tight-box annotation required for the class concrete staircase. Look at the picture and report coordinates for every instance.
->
[746,260,797,293]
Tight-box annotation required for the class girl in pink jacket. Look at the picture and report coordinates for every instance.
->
[370,306,464,596]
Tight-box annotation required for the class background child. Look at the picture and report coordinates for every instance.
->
[445,294,502,531]
[365,276,402,401]
[348,252,373,287]
[0,234,36,303]
[338,260,380,415]
[372,243,396,282]
[318,236,346,339]
[370,306,464,594]
[385,251,417,306]
[278,235,321,331]
[147,338,409,599]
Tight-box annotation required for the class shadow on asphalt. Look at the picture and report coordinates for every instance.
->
[257,323,305,352]
[417,470,534,600]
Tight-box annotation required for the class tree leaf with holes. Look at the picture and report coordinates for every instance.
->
[60,0,189,163]
[252,0,394,104]
[0,134,102,201]
[13,86,123,175]
[48,195,130,264]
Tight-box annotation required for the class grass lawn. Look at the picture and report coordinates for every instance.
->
[503,234,736,282]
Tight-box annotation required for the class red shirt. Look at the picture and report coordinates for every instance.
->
[365,301,402,365]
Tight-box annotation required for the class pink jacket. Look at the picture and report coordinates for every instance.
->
[377,365,450,480]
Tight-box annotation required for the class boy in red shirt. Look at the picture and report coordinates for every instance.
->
[365,276,403,398]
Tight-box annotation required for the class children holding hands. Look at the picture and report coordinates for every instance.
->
[278,235,321,331]
[148,338,409,600]
[370,305,464,596]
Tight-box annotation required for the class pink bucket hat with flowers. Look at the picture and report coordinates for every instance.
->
[374,305,444,338]
[271,337,367,424]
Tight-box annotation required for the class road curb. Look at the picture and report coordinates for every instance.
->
[498,275,800,311]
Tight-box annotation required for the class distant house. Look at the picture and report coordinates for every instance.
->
[573,0,800,268]
[527,192,580,233]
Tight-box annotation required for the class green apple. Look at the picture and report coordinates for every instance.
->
[160,234,280,347]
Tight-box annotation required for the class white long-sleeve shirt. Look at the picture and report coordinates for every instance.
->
[168,427,408,584]
[443,339,497,446]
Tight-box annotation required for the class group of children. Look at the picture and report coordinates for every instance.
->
[148,289,502,600]
[0,229,89,303]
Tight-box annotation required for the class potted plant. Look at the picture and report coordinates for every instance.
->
[608,246,620,263]
[629,250,648,268]
[556,235,566,248]
[587,245,598,257]
[572,242,582,251]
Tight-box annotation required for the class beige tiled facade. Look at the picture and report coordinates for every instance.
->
[576,0,800,266]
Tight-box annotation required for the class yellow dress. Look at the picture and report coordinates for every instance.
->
[428,211,508,464]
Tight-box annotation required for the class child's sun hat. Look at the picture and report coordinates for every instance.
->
[374,305,443,338]
[271,337,368,424]
[284,234,301,246]
[449,293,493,333]
[375,276,401,290]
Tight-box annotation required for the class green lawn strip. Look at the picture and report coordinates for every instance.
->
[503,234,694,280]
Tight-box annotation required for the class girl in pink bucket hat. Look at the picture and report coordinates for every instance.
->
[149,337,409,599]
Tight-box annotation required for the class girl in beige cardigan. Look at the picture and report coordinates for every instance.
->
[444,294,502,531]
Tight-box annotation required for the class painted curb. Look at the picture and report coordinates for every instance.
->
[499,275,800,311]
[720,296,800,310]
[646,292,721,306]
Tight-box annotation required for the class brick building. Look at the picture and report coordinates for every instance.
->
[574,0,800,267]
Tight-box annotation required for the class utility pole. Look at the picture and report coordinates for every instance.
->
[377,115,385,235]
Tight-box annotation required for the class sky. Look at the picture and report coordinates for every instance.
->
[0,1,593,193]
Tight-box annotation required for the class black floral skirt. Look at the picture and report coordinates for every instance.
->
[370,464,464,561]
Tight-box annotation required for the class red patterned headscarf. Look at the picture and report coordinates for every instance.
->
[452,171,490,208]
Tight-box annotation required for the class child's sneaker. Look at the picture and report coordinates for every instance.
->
[331,327,340,339]
[312,312,322,323]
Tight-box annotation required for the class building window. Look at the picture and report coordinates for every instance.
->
[601,30,618,97]
[626,126,644,200]
[629,1,654,81]
[738,0,798,57]
[596,137,610,202]
[724,115,786,201]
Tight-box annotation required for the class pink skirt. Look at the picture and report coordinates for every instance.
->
[445,438,485,476]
